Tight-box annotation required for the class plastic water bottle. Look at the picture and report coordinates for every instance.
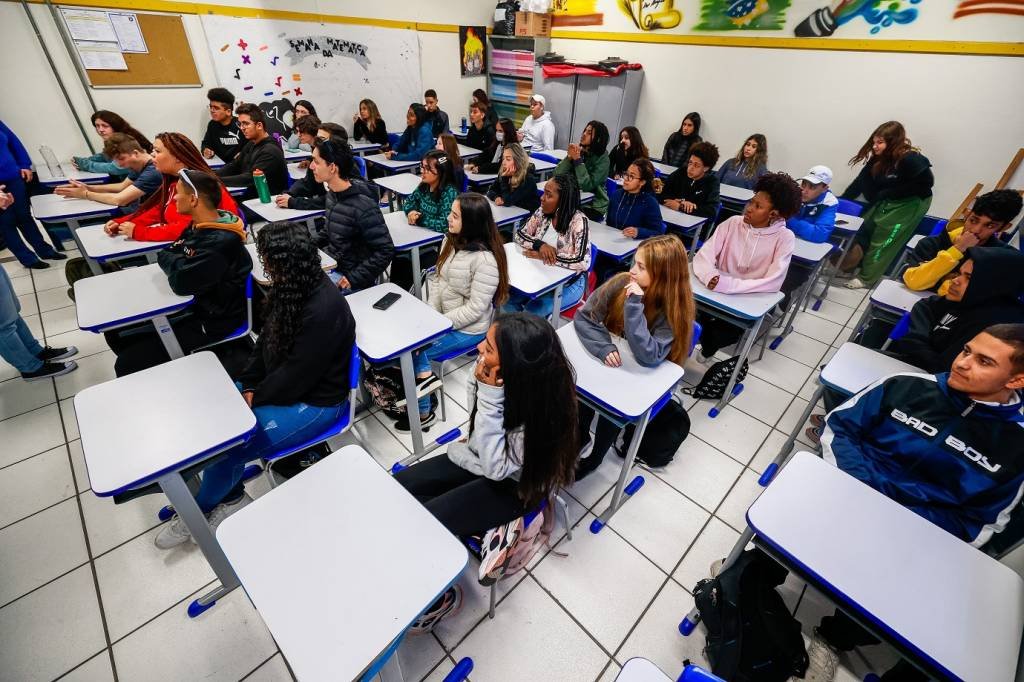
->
[460,117,468,133]
[253,169,272,203]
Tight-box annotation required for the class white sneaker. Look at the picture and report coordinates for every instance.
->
[844,277,867,290]
[205,493,253,537]
[693,345,716,367]
[154,515,192,549]
[802,628,840,682]
[709,558,725,577]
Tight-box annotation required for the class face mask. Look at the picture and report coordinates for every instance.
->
[496,131,504,142]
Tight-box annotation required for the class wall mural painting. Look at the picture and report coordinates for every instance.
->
[794,0,921,37]
[551,0,605,26]
[696,0,792,30]
[619,0,683,30]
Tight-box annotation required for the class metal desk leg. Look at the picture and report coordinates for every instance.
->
[847,304,874,343]
[813,235,852,310]
[709,316,763,417]
[591,408,653,534]
[66,218,103,275]
[151,315,185,359]
[377,646,405,682]
[398,351,426,457]
[550,283,564,329]
[410,246,423,300]
[157,472,240,617]
[771,259,826,351]
[144,252,158,264]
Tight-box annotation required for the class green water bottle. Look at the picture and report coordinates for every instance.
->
[253,168,271,204]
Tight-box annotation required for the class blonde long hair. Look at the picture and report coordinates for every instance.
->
[604,235,695,366]
[504,142,529,189]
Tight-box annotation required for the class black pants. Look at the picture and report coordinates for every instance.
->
[696,311,743,358]
[818,610,927,681]
[389,248,438,293]
[575,402,622,479]
[593,252,629,287]
[394,455,525,537]
[104,315,215,377]
[779,263,813,313]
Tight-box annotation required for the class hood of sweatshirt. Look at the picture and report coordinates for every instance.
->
[732,215,788,269]
[532,111,552,125]
[960,246,1024,306]
[194,210,246,241]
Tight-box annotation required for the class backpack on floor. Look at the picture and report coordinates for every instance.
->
[684,356,749,401]
[693,550,808,682]
[614,397,690,467]
[361,362,404,412]
[477,505,554,586]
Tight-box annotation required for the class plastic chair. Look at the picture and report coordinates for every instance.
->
[836,198,864,217]
[917,216,948,236]
[879,311,912,351]
[353,155,367,179]
[605,176,619,200]
[191,274,254,352]
[558,244,599,320]
[386,132,401,149]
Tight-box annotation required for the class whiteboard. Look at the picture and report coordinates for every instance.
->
[201,15,422,135]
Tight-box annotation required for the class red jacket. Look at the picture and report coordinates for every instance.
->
[114,182,239,241]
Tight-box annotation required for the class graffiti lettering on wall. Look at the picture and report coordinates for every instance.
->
[552,0,605,26]
[695,0,792,30]
[953,0,1024,18]
[619,0,682,30]
[794,0,921,37]
[285,36,371,69]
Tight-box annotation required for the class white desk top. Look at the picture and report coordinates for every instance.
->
[30,193,115,221]
[283,148,312,161]
[75,263,193,332]
[373,173,421,197]
[76,224,170,261]
[364,153,420,172]
[558,324,683,420]
[660,205,707,230]
[227,186,247,197]
[616,658,672,682]
[792,238,834,264]
[535,180,594,204]
[820,342,921,395]
[76,352,256,496]
[35,165,109,186]
[287,162,306,181]
[242,198,324,223]
[869,278,929,314]
[383,211,445,251]
[350,140,382,154]
[749,451,1024,682]
[206,155,226,169]
[346,283,452,362]
[217,445,467,682]
[245,243,336,286]
[589,222,639,259]
[906,233,925,250]
[834,213,863,236]
[504,242,578,298]
[490,199,530,227]
[537,149,568,161]
[529,158,558,174]
[650,160,677,177]
[457,143,481,159]
[465,169,498,185]
[690,272,783,321]
[720,183,754,203]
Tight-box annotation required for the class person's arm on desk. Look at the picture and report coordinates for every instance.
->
[573,278,618,363]
[215,155,252,190]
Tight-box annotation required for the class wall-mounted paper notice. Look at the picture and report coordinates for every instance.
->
[61,8,118,42]
[109,12,148,53]
[76,41,128,70]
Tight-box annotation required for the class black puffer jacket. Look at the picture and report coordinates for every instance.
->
[318,182,394,290]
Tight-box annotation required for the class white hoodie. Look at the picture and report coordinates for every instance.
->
[519,111,555,152]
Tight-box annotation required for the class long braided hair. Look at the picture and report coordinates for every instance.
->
[256,221,326,360]
[549,173,582,235]
[132,132,228,223]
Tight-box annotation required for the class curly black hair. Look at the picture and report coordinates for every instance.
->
[688,141,720,170]
[256,221,325,360]
[972,190,1024,224]
[754,171,802,219]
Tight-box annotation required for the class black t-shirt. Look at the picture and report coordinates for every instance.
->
[202,118,243,162]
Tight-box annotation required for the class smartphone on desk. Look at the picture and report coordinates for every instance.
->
[373,292,401,310]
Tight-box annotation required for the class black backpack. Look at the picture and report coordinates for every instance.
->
[693,550,808,682]
[684,355,749,401]
[492,0,520,35]
[614,397,690,467]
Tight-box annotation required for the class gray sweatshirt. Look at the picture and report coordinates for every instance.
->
[573,276,675,368]
[447,378,523,481]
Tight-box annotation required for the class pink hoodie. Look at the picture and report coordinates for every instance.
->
[692,215,795,294]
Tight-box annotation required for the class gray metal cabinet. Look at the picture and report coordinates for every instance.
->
[535,67,644,149]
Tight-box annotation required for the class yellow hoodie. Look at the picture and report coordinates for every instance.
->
[902,219,965,296]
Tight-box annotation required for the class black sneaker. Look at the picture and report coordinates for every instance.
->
[28,261,50,270]
[21,360,77,381]
[37,345,78,362]
[43,252,68,261]
[395,410,436,432]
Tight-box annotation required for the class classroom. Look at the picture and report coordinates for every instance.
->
[1,0,1023,680]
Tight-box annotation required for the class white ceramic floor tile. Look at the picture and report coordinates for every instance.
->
[24,313,43,339]
[395,628,447,681]
[771,331,830,369]
[0,403,66,468]
[798,370,823,402]
[17,292,39,316]
[68,439,89,493]
[432,564,527,650]
[60,651,115,682]
[80,489,166,558]
[61,396,81,441]
[805,298,857,326]
[533,513,664,651]
[452,577,607,682]
[45,327,111,360]
[41,304,80,337]
[94,527,216,641]
[749,429,792,475]
[0,359,19,382]
[616,580,711,674]
[654,436,744,513]
[687,405,770,466]
[672,516,744,594]
[36,285,75,314]
[715,468,764,532]
[565,453,622,510]
[0,373,56,420]
[776,397,816,445]
[747,349,814,394]
[11,272,35,296]
[825,285,868,309]
[56,351,116,400]
[0,565,106,682]
[0,497,88,606]
[422,658,455,682]
[343,412,412,470]
[2,259,31,279]
[375,399,470,453]
[597,660,621,682]
[30,265,70,292]
[728,373,795,427]
[440,362,475,412]
[112,584,277,681]
[243,653,292,682]
[792,312,843,346]
[598,472,709,573]
[0,444,74,528]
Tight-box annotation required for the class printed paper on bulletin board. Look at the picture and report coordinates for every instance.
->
[78,11,200,87]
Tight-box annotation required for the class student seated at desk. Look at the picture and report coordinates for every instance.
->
[285,99,317,151]
[201,87,242,162]
[507,174,592,319]
[464,101,496,156]
[73,110,152,178]
[471,89,500,129]
[798,325,1024,682]
[658,141,721,220]
[485,144,539,214]
[105,170,252,376]
[692,172,800,363]
[778,165,838,312]
[56,134,161,215]
[716,134,768,190]
[155,220,356,549]
[423,88,450,138]
[554,120,610,222]
[215,103,288,200]
[598,158,664,283]
[608,126,649,179]
[517,94,555,152]
[574,236,695,478]
[352,98,389,150]
[436,133,465,191]
[903,189,1022,294]
[310,138,393,292]
[394,313,578,628]
[660,112,702,168]
[275,117,328,211]
[384,103,433,162]
[397,193,510,431]
[469,118,517,175]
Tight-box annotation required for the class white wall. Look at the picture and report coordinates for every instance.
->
[550,37,1024,216]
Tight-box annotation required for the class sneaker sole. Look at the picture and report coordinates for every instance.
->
[41,347,79,362]
[22,362,77,381]
[393,377,444,408]
[394,413,437,433]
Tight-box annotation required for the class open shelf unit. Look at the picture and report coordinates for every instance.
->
[487,34,550,127]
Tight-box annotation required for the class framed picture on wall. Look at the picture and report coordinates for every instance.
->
[459,26,486,77]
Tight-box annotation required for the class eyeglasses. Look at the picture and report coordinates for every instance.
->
[238,120,254,129]
[624,173,641,181]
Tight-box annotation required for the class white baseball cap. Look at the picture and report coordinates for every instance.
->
[801,165,832,186]
[531,94,545,106]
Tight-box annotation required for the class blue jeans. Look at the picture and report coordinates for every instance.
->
[412,329,485,413]
[194,386,346,513]
[0,266,43,373]
[503,274,586,320]
[0,176,59,265]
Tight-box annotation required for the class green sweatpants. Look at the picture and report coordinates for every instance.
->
[854,195,931,284]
